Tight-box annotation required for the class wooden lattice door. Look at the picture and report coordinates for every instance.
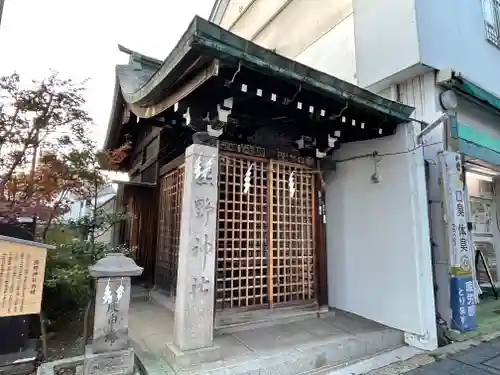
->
[216,154,316,311]
[269,161,316,307]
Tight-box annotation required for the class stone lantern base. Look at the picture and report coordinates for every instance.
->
[81,346,135,375]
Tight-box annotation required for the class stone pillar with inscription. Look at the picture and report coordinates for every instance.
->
[165,135,220,365]
[82,253,143,375]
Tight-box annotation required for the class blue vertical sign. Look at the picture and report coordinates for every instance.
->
[439,152,477,333]
[450,276,477,331]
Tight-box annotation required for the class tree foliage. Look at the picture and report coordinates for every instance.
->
[0,71,135,342]
[0,71,131,223]
[43,208,135,317]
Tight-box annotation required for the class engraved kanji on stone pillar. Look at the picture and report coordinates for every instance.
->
[83,253,143,375]
[172,139,219,351]
[89,253,143,354]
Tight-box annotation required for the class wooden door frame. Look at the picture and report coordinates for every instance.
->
[314,171,328,307]
[216,151,327,311]
[155,156,186,294]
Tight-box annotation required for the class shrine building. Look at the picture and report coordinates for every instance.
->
[104,16,437,375]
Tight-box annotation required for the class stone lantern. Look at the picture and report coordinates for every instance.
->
[83,253,143,375]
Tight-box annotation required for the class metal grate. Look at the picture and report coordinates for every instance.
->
[483,0,500,48]
[270,162,316,306]
[216,154,316,310]
[155,166,184,296]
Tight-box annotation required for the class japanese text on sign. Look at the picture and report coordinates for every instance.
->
[439,152,473,277]
[451,276,477,332]
[0,238,48,317]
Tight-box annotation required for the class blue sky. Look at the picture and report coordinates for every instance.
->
[0,0,213,147]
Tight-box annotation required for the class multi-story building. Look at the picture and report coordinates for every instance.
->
[210,0,500,99]
[62,185,117,244]
[210,0,500,344]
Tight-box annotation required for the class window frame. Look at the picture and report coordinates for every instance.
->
[482,0,500,48]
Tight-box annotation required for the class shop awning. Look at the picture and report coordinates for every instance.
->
[438,70,500,115]
[450,116,500,167]
[438,71,500,167]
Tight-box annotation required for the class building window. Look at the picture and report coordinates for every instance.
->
[482,0,500,47]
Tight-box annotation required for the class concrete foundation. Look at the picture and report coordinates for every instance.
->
[129,299,405,375]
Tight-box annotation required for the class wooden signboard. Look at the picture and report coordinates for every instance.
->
[0,235,52,317]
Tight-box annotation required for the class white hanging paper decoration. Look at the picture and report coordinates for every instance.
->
[102,279,113,305]
[289,172,296,198]
[193,156,203,180]
[203,156,214,180]
[243,164,254,194]
[116,278,125,302]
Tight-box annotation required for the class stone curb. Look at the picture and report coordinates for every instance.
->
[366,330,500,375]
[36,355,84,375]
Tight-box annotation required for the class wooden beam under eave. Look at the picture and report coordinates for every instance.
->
[113,180,157,188]
[127,60,220,119]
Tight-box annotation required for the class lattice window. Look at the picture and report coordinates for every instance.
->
[270,162,315,306]
[216,154,317,311]
[155,166,184,296]
[217,155,269,309]
[482,0,500,48]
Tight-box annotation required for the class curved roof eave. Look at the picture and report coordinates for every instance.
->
[106,16,416,151]
[104,76,125,150]
[114,16,415,124]
[118,18,200,107]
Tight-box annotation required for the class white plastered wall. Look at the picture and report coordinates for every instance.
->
[325,73,439,350]
[325,121,437,350]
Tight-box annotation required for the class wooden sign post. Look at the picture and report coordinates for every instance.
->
[0,235,52,318]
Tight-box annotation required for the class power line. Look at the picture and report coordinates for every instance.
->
[334,140,443,164]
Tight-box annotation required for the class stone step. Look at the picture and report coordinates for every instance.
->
[134,327,404,375]
[129,300,405,375]
[215,306,331,335]
[295,346,405,375]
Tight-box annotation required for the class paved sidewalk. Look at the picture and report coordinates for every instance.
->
[407,338,500,374]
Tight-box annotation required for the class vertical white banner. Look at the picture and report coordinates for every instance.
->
[438,152,474,277]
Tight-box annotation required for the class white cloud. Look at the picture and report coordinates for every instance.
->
[0,0,213,147]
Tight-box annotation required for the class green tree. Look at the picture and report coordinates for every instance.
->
[0,71,93,222]
[0,71,134,359]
